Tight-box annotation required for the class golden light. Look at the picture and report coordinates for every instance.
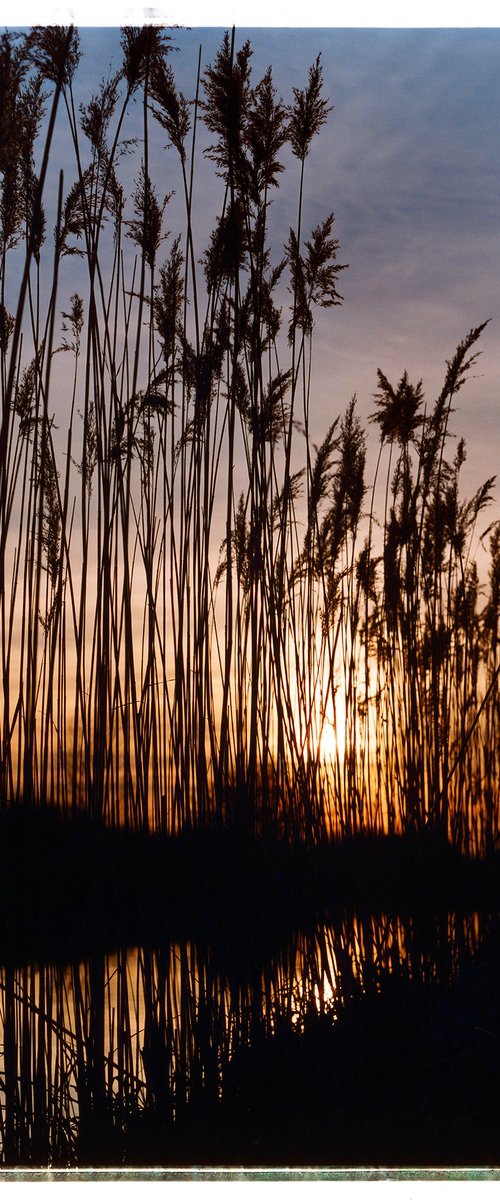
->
[316,687,347,765]
[318,718,342,763]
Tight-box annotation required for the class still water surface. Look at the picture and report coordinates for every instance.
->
[0,909,489,1163]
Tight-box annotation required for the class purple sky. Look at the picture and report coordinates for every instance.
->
[4,24,500,558]
[66,28,500,514]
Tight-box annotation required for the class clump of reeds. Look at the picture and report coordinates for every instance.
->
[1,22,500,1169]
[0,22,497,854]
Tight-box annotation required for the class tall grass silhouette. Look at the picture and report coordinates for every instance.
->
[0,24,497,850]
[0,23,499,1166]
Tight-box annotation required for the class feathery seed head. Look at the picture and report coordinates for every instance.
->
[80,75,120,156]
[0,304,14,354]
[120,26,172,93]
[202,31,253,179]
[149,57,190,161]
[127,164,169,270]
[202,200,248,289]
[154,236,185,363]
[370,369,424,446]
[288,55,332,162]
[29,26,80,87]
[61,294,84,355]
[245,67,287,201]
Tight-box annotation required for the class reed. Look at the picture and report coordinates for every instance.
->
[0,24,497,853]
[0,23,499,1165]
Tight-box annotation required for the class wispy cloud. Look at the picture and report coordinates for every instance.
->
[26,26,500,506]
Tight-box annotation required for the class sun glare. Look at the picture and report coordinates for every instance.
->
[315,689,347,765]
[319,719,343,763]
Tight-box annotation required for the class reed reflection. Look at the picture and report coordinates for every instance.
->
[0,909,495,1164]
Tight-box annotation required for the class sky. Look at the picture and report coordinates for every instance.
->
[2,20,500,557]
[42,25,500,531]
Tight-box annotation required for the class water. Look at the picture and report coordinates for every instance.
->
[0,908,492,1165]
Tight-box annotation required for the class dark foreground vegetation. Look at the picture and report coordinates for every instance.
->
[1,803,499,965]
[0,803,499,1166]
[0,23,499,1166]
[64,928,500,1166]
[176,957,500,1168]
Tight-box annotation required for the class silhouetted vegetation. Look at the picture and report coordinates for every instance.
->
[2,800,500,1166]
[0,24,499,1165]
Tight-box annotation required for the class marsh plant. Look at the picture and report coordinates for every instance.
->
[0,24,498,853]
[1,23,500,1169]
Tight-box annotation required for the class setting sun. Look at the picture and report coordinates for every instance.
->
[318,717,344,763]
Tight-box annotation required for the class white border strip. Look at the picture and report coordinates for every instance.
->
[1,0,500,25]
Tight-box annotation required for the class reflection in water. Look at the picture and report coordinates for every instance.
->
[0,909,489,1164]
